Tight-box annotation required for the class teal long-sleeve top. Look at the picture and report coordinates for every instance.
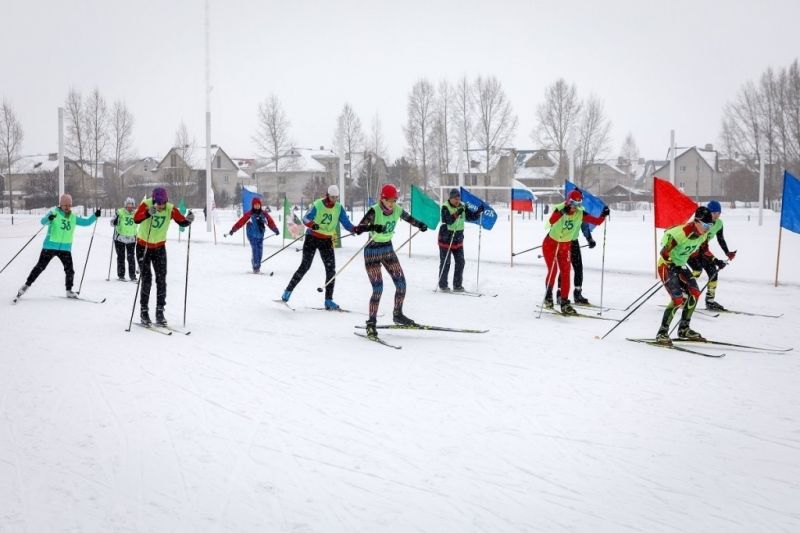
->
[40,208,97,252]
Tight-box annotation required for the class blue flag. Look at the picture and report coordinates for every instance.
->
[242,188,261,214]
[781,171,800,234]
[565,180,606,230]
[459,187,497,230]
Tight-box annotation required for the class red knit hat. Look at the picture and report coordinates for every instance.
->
[568,189,583,202]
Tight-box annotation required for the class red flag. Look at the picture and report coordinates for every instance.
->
[653,176,697,228]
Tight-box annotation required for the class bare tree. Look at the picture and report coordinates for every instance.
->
[253,94,292,173]
[473,75,518,176]
[168,121,196,203]
[453,75,475,177]
[333,103,364,199]
[65,88,88,211]
[430,79,454,180]
[368,112,388,161]
[534,78,582,176]
[404,78,435,191]
[620,132,640,162]
[110,100,134,203]
[365,113,389,200]
[0,99,24,215]
[85,87,109,208]
[575,95,612,186]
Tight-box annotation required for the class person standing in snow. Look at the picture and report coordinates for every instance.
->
[354,183,428,339]
[558,222,596,305]
[15,193,100,300]
[655,206,714,344]
[687,200,736,311]
[133,187,194,326]
[542,189,608,315]
[225,196,279,273]
[111,197,138,281]
[437,188,483,292]
[280,185,355,310]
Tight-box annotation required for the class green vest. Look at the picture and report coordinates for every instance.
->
[137,199,174,243]
[659,225,708,267]
[547,203,584,242]
[116,207,137,237]
[707,218,723,241]
[47,209,78,245]
[312,198,342,236]
[442,203,464,232]
[370,203,402,243]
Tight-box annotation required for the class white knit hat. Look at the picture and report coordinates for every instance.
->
[327,185,340,197]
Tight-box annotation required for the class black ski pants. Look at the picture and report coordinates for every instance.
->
[25,249,74,290]
[438,246,465,289]
[115,241,136,279]
[285,235,336,300]
[137,244,168,311]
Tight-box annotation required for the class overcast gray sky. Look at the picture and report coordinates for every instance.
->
[2,0,799,162]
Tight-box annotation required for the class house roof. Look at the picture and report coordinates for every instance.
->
[255,147,336,174]
[514,149,561,181]
[9,154,61,174]
[584,159,627,175]
[655,146,718,175]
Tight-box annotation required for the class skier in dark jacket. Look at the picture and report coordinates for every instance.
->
[437,188,483,291]
[687,200,736,311]
[226,196,279,273]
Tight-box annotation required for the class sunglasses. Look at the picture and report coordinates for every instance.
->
[699,221,712,230]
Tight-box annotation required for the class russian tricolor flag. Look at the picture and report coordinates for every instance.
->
[511,188,535,212]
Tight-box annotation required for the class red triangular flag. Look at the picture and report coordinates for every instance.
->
[653,176,697,229]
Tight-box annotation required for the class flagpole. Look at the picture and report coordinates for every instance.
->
[510,198,514,268]
[774,226,783,287]
[476,213,483,291]
[652,176,658,278]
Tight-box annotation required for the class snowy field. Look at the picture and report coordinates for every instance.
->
[1,206,799,532]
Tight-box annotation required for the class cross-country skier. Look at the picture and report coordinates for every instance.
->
[133,187,194,326]
[15,193,100,300]
[111,197,138,281]
[354,183,428,339]
[437,188,483,291]
[655,206,714,344]
[558,221,596,305]
[226,196,279,273]
[280,185,356,310]
[542,189,609,315]
[687,200,736,311]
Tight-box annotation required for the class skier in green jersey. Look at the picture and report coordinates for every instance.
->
[111,197,138,281]
[655,206,713,344]
[687,200,736,311]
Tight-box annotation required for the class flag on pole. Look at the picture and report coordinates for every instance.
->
[780,171,800,234]
[460,187,497,230]
[653,176,697,228]
[410,184,440,230]
[511,188,535,212]
[178,198,187,232]
[565,180,606,229]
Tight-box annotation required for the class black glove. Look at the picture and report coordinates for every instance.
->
[418,223,428,232]
[455,206,465,217]
[48,213,56,221]
[353,225,365,235]
[111,216,118,226]
[228,228,235,236]
[601,206,610,217]
[185,211,195,223]
[94,208,102,217]
[311,223,320,230]
[369,224,386,233]
[272,227,279,235]
[148,205,158,216]
[714,258,727,270]
[588,240,596,249]
[476,205,485,214]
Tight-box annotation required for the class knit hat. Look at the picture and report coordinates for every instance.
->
[380,183,398,200]
[328,185,340,197]
[125,197,135,206]
[568,189,583,202]
[449,188,460,199]
[59,193,73,206]
[152,187,168,205]
[707,200,721,213]
[251,196,262,209]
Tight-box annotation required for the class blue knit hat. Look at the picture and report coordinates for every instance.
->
[707,200,721,213]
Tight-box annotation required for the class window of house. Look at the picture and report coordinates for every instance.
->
[680,165,686,172]
[224,175,229,183]
[170,154,177,167]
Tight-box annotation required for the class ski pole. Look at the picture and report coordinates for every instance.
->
[126,214,155,332]
[434,230,457,293]
[512,244,542,257]
[476,213,484,292]
[77,212,100,294]
[394,229,420,253]
[619,280,662,311]
[261,233,305,264]
[316,236,374,292]
[537,240,561,319]
[599,221,608,316]
[599,283,662,339]
[183,222,192,327]
[667,264,727,336]
[106,228,116,281]
[0,225,45,275]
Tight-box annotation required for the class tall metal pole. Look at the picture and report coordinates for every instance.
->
[58,107,65,198]
[669,129,675,185]
[758,142,765,226]
[338,150,345,211]
[204,0,213,232]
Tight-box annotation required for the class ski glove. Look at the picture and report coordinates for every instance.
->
[148,205,158,216]
[714,258,727,270]
[601,206,610,217]
[272,227,280,235]
[185,211,195,223]
[111,216,118,226]
[94,208,102,217]
[369,224,386,233]
[476,204,485,214]
[310,223,320,230]
[48,213,56,221]
[455,206,465,217]
[418,223,428,232]
[726,251,737,260]
[588,239,596,249]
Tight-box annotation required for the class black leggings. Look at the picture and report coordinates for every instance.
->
[285,235,336,299]
[25,249,74,290]
[115,240,136,278]
[136,245,168,311]
[438,247,465,288]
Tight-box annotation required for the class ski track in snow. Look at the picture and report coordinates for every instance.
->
[1,209,799,532]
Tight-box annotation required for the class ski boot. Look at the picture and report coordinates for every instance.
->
[573,289,590,305]
[543,293,554,309]
[253,268,261,274]
[155,308,168,327]
[453,286,465,293]
[705,300,726,311]
[365,319,378,340]
[393,310,417,327]
[15,284,29,299]
[438,284,451,292]
[655,327,672,345]
[324,299,340,310]
[559,298,577,316]
[140,308,152,326]
[66,290,79,299]
[130,275,137,282]
[281,290,292,302]
[677,321,704,340]
[118,275,126,282]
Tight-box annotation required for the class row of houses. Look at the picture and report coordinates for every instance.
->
[1,141,763,210]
